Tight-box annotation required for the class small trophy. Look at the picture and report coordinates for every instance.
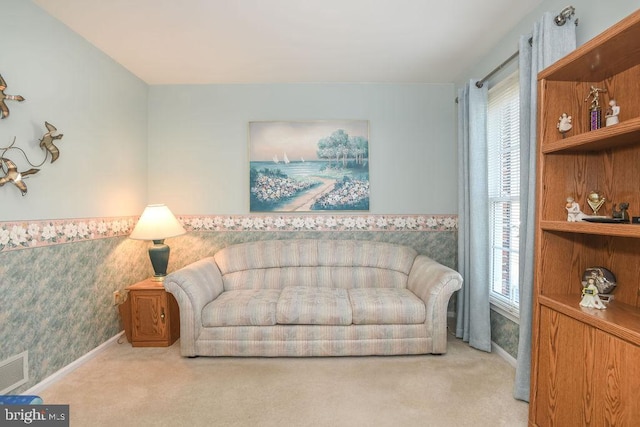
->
[587,191,606,216]
[585,86,607,131]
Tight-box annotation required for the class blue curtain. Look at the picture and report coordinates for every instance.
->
[456,81,491,352]
[514,12,576,402]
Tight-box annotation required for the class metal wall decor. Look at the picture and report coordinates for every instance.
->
[1,122,64,195]
[0,71,65,196]
[39,122,64,163]
[0,157,39,195]
[0,74,25,119]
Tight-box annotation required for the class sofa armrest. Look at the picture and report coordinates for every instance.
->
[407,255,463,354]
[164,257,224,356]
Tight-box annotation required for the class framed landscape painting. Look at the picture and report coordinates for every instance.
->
[249,120,369,212]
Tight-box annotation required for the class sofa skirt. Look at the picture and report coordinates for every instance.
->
[192,324,432,357]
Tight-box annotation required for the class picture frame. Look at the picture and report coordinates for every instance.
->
[249,120,369,212]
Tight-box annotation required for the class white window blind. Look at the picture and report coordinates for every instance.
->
[487,71,520,317]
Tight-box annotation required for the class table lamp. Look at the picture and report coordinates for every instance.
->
[130,204,186,281]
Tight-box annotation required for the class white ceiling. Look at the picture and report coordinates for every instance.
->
[33,0,544,85]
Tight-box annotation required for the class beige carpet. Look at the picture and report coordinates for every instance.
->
[39,333,528,427]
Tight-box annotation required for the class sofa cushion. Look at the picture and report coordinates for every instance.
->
[202,290,281,326]
[214,240,418,291]
[349,288,426,325]
[277,287,352,325]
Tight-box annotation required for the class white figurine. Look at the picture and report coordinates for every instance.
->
[557,113,573,134]
[566,197,587,222]
[580,281,606,309]
[605,99,620,126]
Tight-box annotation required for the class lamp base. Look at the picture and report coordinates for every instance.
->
[148,239,170,280]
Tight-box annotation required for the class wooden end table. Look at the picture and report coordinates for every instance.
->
[120,278,180,347]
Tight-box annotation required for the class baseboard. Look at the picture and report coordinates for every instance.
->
[491,341,517,368]
[25,331,124,395]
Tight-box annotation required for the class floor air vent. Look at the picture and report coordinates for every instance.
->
[0,351,28,394]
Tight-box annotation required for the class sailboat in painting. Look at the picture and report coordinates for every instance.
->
[283,152,290,164]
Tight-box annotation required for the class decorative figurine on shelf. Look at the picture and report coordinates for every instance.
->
[605,99,620,126]
[580,282,607,309]
[0,73,25,119]
[557,113,573,137]
[612,202,630,222]
[584,86,607,130]
[581,267,617,307]
[566,197,587,221]
[587,191,606,216]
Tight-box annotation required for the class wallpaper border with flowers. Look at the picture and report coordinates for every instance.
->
[0,214,457,253]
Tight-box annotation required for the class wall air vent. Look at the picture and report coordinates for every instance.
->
[0,351,28,394]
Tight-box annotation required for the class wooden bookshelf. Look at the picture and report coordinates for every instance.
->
[529,9,640,426]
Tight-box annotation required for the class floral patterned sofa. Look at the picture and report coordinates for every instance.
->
[164,239,462,357]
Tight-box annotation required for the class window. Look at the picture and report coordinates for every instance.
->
[487,71,520,318]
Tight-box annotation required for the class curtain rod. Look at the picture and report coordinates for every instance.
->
[475,50,520,89]
[455,5,577,101]
[475,5,575,89]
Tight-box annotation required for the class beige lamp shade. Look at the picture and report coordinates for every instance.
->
[130,204,186,241]
[130,204,186,281]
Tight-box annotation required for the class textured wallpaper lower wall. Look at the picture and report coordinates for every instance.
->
[490,310,519,359]
[0,237,150,393]
[0,214,458,393]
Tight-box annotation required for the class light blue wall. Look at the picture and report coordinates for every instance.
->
[1,0,148,221]
[147,83,456,214]
[455,0,639,86]
[1,0,150,393]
